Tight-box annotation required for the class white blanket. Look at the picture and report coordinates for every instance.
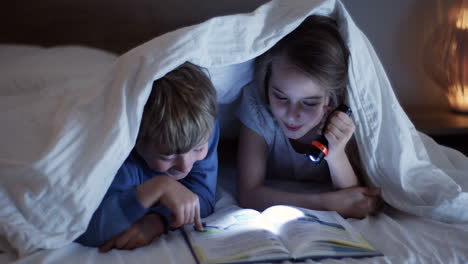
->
[2,186,468,264]
[0,0,467,257]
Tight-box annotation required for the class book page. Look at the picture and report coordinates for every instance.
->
[183,205,290,264]
[261,205,380,259]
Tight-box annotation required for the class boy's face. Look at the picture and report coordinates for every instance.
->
[136,138,210,180]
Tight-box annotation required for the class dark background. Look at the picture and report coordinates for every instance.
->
[0,0,269,54]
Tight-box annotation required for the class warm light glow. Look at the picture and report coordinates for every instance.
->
[447,84,468,112]
[425,0,468,114]
[263,206,304,222]
[456,7,468,29]
[451,42,458,53]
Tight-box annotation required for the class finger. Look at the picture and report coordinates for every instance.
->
[122,237,138,250]
[328,115,354,136]
[325,122,345,140]
[328,110,354,127]
[189,205,196,225]
[356,196,374,216]
[132,239,148,250]
[115,230,133,249]
[127,233,148,250]
[324,129,336,144]
[171,209,184,228]
[334,111,354,126]
[140,232,156,247]
[194,205,203,232]
[99,239,116,253]
[325,129,351,147]
[185,206,193,225]
[364,187,381,197]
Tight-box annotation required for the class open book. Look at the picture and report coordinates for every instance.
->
[182,205,382,264]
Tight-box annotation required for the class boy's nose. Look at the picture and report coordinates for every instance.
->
[175,155,193,174]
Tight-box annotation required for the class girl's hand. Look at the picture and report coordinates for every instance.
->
[321,187,381,219]
[323,111,355,162]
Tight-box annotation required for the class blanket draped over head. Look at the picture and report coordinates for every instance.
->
[0,0,467,257]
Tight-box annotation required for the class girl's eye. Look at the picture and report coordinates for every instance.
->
[303,101,320,107]
[274,93,287,101]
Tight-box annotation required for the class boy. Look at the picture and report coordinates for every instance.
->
[76,62,219,252]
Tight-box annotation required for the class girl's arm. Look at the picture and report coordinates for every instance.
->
[324,111,359,188]
[237,124,327,211]
[238,123,380,219]
[327,152,359,188]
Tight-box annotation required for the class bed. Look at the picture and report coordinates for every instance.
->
[1,0,468,263]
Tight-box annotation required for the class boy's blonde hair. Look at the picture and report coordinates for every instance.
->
[137,62,217,154]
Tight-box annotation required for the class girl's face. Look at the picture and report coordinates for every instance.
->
[268,57,329,140]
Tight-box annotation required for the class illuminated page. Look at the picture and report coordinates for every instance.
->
[183,205,291,264]
[261,205,382,259]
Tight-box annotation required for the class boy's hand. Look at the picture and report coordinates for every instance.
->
[158,178,203,231]
[136,176,203,231]
[99,213,165,252]
[323,111,355,162]
[321,187,381,219]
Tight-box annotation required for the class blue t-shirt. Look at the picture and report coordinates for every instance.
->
[76,121,219,247]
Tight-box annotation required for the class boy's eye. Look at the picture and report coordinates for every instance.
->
[159,155,175,161]
[194,147,204,153]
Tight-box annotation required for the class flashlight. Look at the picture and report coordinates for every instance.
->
[305,104,352,165]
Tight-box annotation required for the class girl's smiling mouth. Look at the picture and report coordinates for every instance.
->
[284,123,302,131]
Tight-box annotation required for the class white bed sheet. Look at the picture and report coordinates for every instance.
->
[2,164,468,264]
[1,180,467,264]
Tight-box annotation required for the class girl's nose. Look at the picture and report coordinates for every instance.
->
[285,103,300,121]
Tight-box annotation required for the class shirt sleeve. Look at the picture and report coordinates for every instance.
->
[179,120,220,218]
[75,162,148,247]
[237,82,276,149]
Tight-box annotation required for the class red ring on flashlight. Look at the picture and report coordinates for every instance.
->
[311,141,328,156]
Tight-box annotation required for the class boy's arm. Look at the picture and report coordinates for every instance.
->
[76,164,149,247]
[179,121,219,217]
[124,121,219,231]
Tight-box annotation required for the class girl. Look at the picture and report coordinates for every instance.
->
[237,15,380,219]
